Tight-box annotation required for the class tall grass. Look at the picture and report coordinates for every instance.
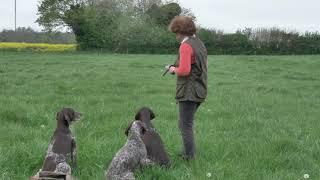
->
[0,52,319,179]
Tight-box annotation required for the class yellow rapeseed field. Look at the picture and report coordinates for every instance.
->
[0,42,76,52]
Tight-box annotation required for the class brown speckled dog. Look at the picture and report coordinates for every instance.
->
[31,108,81,180]
[135,107,171,168]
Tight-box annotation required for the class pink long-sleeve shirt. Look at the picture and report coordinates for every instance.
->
[175,42,195,76]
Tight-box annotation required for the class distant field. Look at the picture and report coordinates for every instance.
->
[0,52,319,180]
[0,42,76,52]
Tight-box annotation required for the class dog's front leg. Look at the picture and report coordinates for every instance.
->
[71,138,77,170]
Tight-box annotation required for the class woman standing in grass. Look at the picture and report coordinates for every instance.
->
[168,16,208,160]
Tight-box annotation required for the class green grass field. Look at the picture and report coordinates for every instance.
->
[0,52,319,180]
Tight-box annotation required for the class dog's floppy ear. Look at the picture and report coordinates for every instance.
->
[125,121,134,136]
[141,123,147,135]
[56,112,59,120]
[135,111,140,120]
[64,113,71,125]
[149,109,155,120]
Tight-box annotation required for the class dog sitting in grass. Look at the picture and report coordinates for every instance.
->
[135,107,171,168]
[31,108,81,180]
[106,121,153,180]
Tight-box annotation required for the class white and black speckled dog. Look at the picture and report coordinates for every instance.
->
[106,121,153,180]
[31,108,81,180]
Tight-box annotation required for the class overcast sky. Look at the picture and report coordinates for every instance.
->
[1,0,319,33]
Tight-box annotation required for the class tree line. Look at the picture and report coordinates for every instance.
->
[36,0,190,53]
[199,28,320,55]
[0,27,75,44]
[2,0,319,54]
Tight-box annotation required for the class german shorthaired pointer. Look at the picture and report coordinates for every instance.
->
[31,108,81,180]
[106,121,152,180]
[135,107,171,168]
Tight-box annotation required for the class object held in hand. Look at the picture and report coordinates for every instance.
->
[162,65,174,76]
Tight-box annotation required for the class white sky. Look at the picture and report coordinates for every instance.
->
[0,0,319,33]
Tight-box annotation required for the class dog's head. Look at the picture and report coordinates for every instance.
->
[125,121,146,137]
[135,107,155,129]
[56,108,81,126]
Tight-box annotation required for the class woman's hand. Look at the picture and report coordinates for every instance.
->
[169,66,176,74]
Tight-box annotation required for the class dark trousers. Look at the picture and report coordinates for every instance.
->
[179,101,200,159]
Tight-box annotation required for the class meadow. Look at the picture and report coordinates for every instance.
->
[0,52,319,180]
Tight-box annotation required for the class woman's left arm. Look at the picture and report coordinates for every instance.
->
[169,43,193,76]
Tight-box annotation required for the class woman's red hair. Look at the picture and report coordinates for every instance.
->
[168,16,196,36]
